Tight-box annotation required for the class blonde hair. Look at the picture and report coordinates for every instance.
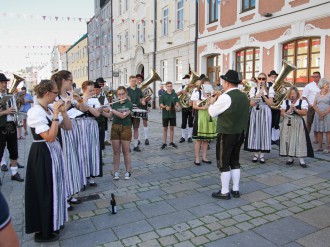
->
[286,86,300,99]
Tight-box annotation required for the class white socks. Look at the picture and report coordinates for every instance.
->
[144,127,148,139]
[271,128,280,141]
[181,129,186,138]
[104,130,109,142]
[231,169,240,191]
[220,171,231,194]
[188,127,193,138]
[10,166,18,176]
[134,139,138,148]
[299,158,305,164]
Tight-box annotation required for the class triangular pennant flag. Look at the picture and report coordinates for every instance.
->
[151,20,153,23]
[160,20,162,24]
[142,19,145,23]
[55,16,59,21]
[67,17,70,21]
[122,19,125,23]
[42,16,46,20]
[132,19,135,23]
[169,20,171,23]
[78,18,82,22]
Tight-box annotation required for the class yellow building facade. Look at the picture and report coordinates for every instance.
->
[67,34,88,88]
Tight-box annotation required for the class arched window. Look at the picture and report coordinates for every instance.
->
[283,37,321,85]
[236,47,260,80]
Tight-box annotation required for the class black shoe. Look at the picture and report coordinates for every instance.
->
[259,157,265,164]
[161,143,167,150]
[271,140,275,145]
[179,137,185,143]
[68,197,81,204]
[0,178,2,186]
[194,161,201,166]
[169,142,178,148]
[34,232,59,243]
[202,159,212,164]
[230,190,240,198]
[133,146,141,152]
[286,159,294,165]
[212,190,231,200]
[300,162,307,168]
[1,164,8,172]
[145,139,149,145]
[11,173,24,182]
[252,156,258,163]
[275,139,280,146]
[16,163,25,169]
[68,205,74,211]
[188,137,193,143]
[138,140,141,146]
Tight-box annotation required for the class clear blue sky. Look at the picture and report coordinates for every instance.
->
[0,0,94,72]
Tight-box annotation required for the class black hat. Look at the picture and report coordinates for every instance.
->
[21,86,27,90]
[182,74,190,79]
[94,82,102,88]
[96,77,106,83]
[199,74,206,80]
[0,73,10,82]
[136,74,144,80]
[220,70,241,84]
[268,70,278,77]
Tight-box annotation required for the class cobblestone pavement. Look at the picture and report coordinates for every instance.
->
[1,110,330,247]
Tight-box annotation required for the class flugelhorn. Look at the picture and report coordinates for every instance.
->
[197,90,224,107]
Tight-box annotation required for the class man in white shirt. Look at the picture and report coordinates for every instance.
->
[302,71,321,142]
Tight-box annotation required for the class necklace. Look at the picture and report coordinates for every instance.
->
[39,103,49,113]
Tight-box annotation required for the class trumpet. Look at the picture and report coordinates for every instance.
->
[197,90,224,107]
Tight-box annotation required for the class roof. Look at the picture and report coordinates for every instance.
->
[67,34,88,52]
[58,45,71,54]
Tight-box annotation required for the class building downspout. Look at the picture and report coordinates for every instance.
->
[152,0,157,109]
[194,0,198,72]
[110,0,114,90]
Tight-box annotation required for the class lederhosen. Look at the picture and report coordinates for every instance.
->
[0,96,18,162]
[181,85,194,129]
[267,82,281,130]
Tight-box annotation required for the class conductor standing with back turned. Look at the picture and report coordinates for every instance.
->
[208,70,250,200]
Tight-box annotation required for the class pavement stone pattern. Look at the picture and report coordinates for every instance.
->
[0,110,330,246]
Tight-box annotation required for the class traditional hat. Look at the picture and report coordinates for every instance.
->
[220,70,241,84]
[0,73,10,82]
[182,74,190,79]
[268,70,278,77]
[199,74,206,80]
[96,77,106,83]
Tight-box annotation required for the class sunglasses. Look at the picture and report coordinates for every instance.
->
[258,77,266,80]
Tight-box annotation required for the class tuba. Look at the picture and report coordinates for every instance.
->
[179,71,200,108]
[240,79,253,95]
[140,69,162,100]
[271,60,297,109]
[8,74,25,126]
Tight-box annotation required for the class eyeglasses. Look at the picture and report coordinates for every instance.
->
[117,93,125,96]
[50,91,59,94]
[258,77,266,80]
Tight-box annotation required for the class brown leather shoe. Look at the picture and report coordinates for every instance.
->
[11,173,24,182]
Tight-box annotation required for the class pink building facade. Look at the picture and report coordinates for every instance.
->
[197,0,330,88]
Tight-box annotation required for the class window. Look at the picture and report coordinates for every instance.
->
[209,0,219,23]
[207,55,221,86]
[236,47,260,80]
[119,0,122,15]
[125,30,129,50]
[177,0,184,30]
[124,68,128,85]
[283,37,321,85]
[242,0,255,12]
[137,20,146,44]
[125,0,128,11]
[118,34,122,53]
[163,8,169,36]
[161,60,168,81]
[175,58,183,82]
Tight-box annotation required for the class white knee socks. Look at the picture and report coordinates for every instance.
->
[220,171,231,194]
[144,127,148,139]
[181,129,186,138]
[188,127,193,138]
[11,166,18,176]
[231,169,240,191]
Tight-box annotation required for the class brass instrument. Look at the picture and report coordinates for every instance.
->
[241,79,253,95]
[271,60,296,109]
[179,71,200,108]
[7,74,25,125]
[197,89,224,107]
[140,69,162,100]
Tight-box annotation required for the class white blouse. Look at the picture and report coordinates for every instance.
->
[27,105,63,134]
[249,86,275,98]
[280,99,308,110]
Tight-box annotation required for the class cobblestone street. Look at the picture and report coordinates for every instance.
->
[1,110,330,247]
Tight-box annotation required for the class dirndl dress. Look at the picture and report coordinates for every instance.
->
[25,105,67,236]
[192,109,217,140]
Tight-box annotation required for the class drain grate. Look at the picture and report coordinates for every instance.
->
[78,193,100,203]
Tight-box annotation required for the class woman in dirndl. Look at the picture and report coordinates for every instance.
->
[51,70,87,208]
[75,80,102,187]
[25,80,72,242]
[244,72,274,164]
[280,86,314,167]
[191,78,217,165]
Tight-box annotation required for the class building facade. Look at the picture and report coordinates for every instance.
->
[88,0,113,84]
[197,0,330,88]
[67,34,88,88]
[50,45,70,74]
